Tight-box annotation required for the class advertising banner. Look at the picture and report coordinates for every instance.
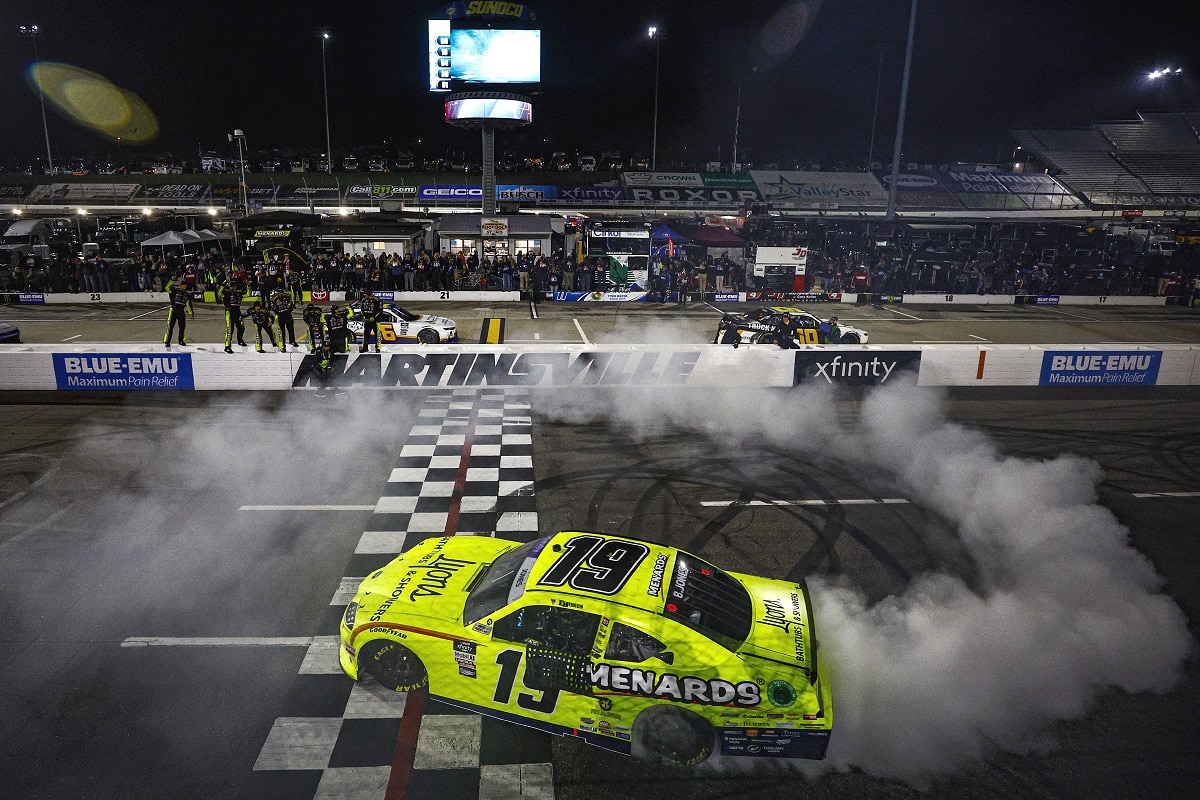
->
[746,291,841,303]
[623,186,760,204]
[345,184,418,201]
[1038,351,1161,386]
[12,293,47,305]
[553,291,651,301]
[53,353,195,390]
[497,184,557,201]
[794,351,921,386]
[277,185,342,201]
[872,171,963,210]
[622,172,704,187]
[556,185,624,203]
[209,184,277,202]
[137,184,209,201]
[481,217,509,237]
[750,171,887,208]
[419,184,483,200]
[700,173,758,189]
[25,183,141,204]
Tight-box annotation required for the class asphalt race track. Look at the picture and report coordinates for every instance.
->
[2,297,1200,347]
[1,301,1198,800]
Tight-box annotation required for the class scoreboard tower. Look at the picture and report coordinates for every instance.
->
[429,2,539,214]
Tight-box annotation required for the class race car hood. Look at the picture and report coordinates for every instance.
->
[733,573,819,683]
[353,536,504,624]
[421,315,456,329]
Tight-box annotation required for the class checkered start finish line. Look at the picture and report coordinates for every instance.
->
[254,390,553,800]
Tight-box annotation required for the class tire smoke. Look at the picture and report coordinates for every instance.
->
[537,378,1192,784]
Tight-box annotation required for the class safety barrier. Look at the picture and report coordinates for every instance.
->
[2,343,1197,392]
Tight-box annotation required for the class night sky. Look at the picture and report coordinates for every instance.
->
[1,0,1195,170]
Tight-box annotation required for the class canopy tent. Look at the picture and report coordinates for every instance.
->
[679,224,745,248]
[651,222,688,242]
[139,230,204,250]
[650,222,688,258]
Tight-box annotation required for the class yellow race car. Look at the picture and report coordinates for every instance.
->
[340,531,832,764]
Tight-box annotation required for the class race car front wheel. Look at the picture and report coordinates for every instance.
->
[417,328,440,344]
[839,332,860,344]
[358,640,429,693]
[632,705,715,766]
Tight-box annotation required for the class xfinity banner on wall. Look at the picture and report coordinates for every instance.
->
[793,350,921,386]
[556,186,624,203]
[750,171,887,208]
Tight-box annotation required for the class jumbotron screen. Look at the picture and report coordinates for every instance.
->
[445,97,532,122]
[428,22,540,90]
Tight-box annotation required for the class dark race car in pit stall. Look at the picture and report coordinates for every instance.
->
[715,306,868,346]
[346,301,457,345]
[0,321,21,344]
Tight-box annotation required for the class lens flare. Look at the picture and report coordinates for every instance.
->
[27,61,159,143]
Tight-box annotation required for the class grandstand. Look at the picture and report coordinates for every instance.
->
[1012,111,1200,206]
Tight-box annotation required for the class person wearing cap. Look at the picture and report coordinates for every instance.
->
[819,315,842,344]
[271,289,299,349]
[775,312,798,349]
[222,278,247,353]
[358,288,383,353]
[302,302,325,353]
[248,301,279,353]
[163,280,194,348]
[325,304,351,353]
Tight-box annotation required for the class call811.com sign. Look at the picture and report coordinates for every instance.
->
[53,353,195,390]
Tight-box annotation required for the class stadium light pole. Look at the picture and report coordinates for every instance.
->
[885,0,919,221]
[19,24,55,174]
[867,43,889,169]
[228,130,248,213]
[1147,66,1182,106]
[316,27,333,174]
[648,26,662,171]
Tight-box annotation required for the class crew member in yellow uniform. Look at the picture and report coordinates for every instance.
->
[164,282,194,348]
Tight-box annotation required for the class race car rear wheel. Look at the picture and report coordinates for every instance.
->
[632,705,715,766]
[417,328,440,344]
[358,640,429,693]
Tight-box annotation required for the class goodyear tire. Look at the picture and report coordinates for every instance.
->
[417,328,439,344]
[840,332,860,344]
[632,705,715,766]
[358,640,428,692]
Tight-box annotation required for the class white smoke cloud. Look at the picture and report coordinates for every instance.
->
[533,378,1192,784]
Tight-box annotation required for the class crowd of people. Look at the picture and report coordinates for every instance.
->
[3,226,1198,305]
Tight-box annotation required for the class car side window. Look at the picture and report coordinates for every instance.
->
[492,604,601,657]
[604,622,669,664]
